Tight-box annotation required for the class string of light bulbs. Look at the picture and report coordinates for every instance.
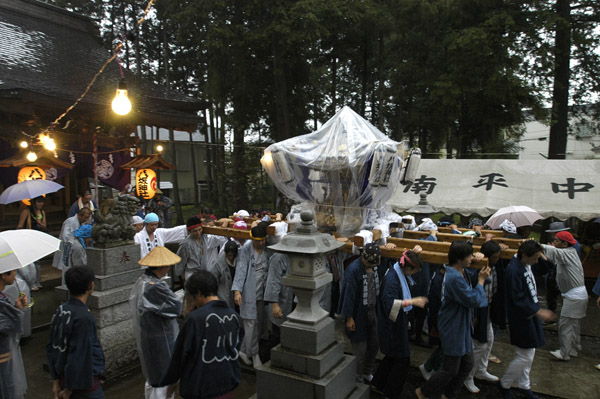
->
[19,0,156,162]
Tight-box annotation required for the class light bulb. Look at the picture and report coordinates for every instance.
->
[26,151,37,162]
[39,133,56,151]
[156,144,164,152]
[45,139,56,151]
[112,79,132,115]
[20,141,28,148]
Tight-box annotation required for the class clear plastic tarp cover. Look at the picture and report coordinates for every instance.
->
[261,106,402,236]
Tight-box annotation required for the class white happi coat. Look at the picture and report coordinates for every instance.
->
[134,225,187,258]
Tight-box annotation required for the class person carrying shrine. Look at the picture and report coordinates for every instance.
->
[372,247,428,398]
[499,240,555,399]
[416,241,490,399]
[542,231,588,362]
[338,242,383,384]
[134,213,187,259]
[46,266,105,399]
[129,246,183,399]
[175,216,227,282]
[232,222,270,369]
[263,223,293,339]
[209,241,239,309]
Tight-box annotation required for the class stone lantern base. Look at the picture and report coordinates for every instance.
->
[253,273,368,399]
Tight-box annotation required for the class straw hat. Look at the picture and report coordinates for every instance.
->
[138,246,181,267]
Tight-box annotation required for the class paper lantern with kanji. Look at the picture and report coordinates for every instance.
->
[18,167,47,206]
[136,168,157,199]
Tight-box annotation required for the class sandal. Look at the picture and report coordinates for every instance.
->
[489,354,501,363]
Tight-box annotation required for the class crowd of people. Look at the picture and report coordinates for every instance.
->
[1,189,600,399]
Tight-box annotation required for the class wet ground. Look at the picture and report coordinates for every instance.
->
[17,261,600,398]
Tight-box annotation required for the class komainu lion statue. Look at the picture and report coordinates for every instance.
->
[92,194,140,247]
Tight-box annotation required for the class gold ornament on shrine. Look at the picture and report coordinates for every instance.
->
[136,168,157,199]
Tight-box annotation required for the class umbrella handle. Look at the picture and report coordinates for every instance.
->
[13,280,34,308]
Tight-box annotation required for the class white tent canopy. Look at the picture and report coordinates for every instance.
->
[387,159,600,221]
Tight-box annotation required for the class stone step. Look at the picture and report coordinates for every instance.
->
[270,341,344,379]
[255,354,358,399]
[346,384,370,399]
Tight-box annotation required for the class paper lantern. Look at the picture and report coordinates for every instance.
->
[18,167,47,206]
[136,168,157,199]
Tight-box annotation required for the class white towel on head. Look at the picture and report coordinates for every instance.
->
[235,209,250,218]
[353,230,374,254]
[270,221,288,237]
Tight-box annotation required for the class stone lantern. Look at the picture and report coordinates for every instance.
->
[254,210,369,399]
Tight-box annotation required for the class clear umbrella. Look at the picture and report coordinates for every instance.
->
[0,179,64,204]
[0,229,60,273]
[485,205,542,229]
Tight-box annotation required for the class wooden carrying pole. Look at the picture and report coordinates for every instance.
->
[199,225,489,269]
[402,230,523,249]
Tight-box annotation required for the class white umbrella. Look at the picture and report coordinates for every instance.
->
[0,230,60,273]
[485,205,542,229]
[0,179,64,205]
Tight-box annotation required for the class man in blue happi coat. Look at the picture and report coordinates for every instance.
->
[162,270,242,399]
[339,242,382,383]
[47,266,105,399]
[416,241,490,399]
[498,240,555,399]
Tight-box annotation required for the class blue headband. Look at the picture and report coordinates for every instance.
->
[144,213,159,223]
[73,224,93,248]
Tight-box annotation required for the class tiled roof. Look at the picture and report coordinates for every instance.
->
[0,0,203,130]
[0,150,74,169]
[121,154,176,170]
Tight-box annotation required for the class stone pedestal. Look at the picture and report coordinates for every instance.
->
[55,244,143,378]
[255,210,369,399]
[255,272,369,399]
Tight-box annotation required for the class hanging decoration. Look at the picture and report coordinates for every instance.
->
[136,168,157,199]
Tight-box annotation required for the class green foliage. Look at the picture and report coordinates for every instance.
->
[53,0,600,210]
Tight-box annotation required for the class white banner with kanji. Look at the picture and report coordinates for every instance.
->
[387,159,600,221]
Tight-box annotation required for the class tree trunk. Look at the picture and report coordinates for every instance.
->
[446,128,453,159]
[330,52,337,115]
[548,0,571,160]
[231,125,247,210]
[377,32,385,129]
[189,131,199,207]
[169,129,184,225]
[272,32,292,141]
[133,3,141,76]
[121,1,129,69]
[360,38,368,116]
[210,105,220,206]
[162,25,170,88]
[206,105,215,201]
[217,105,226,211]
